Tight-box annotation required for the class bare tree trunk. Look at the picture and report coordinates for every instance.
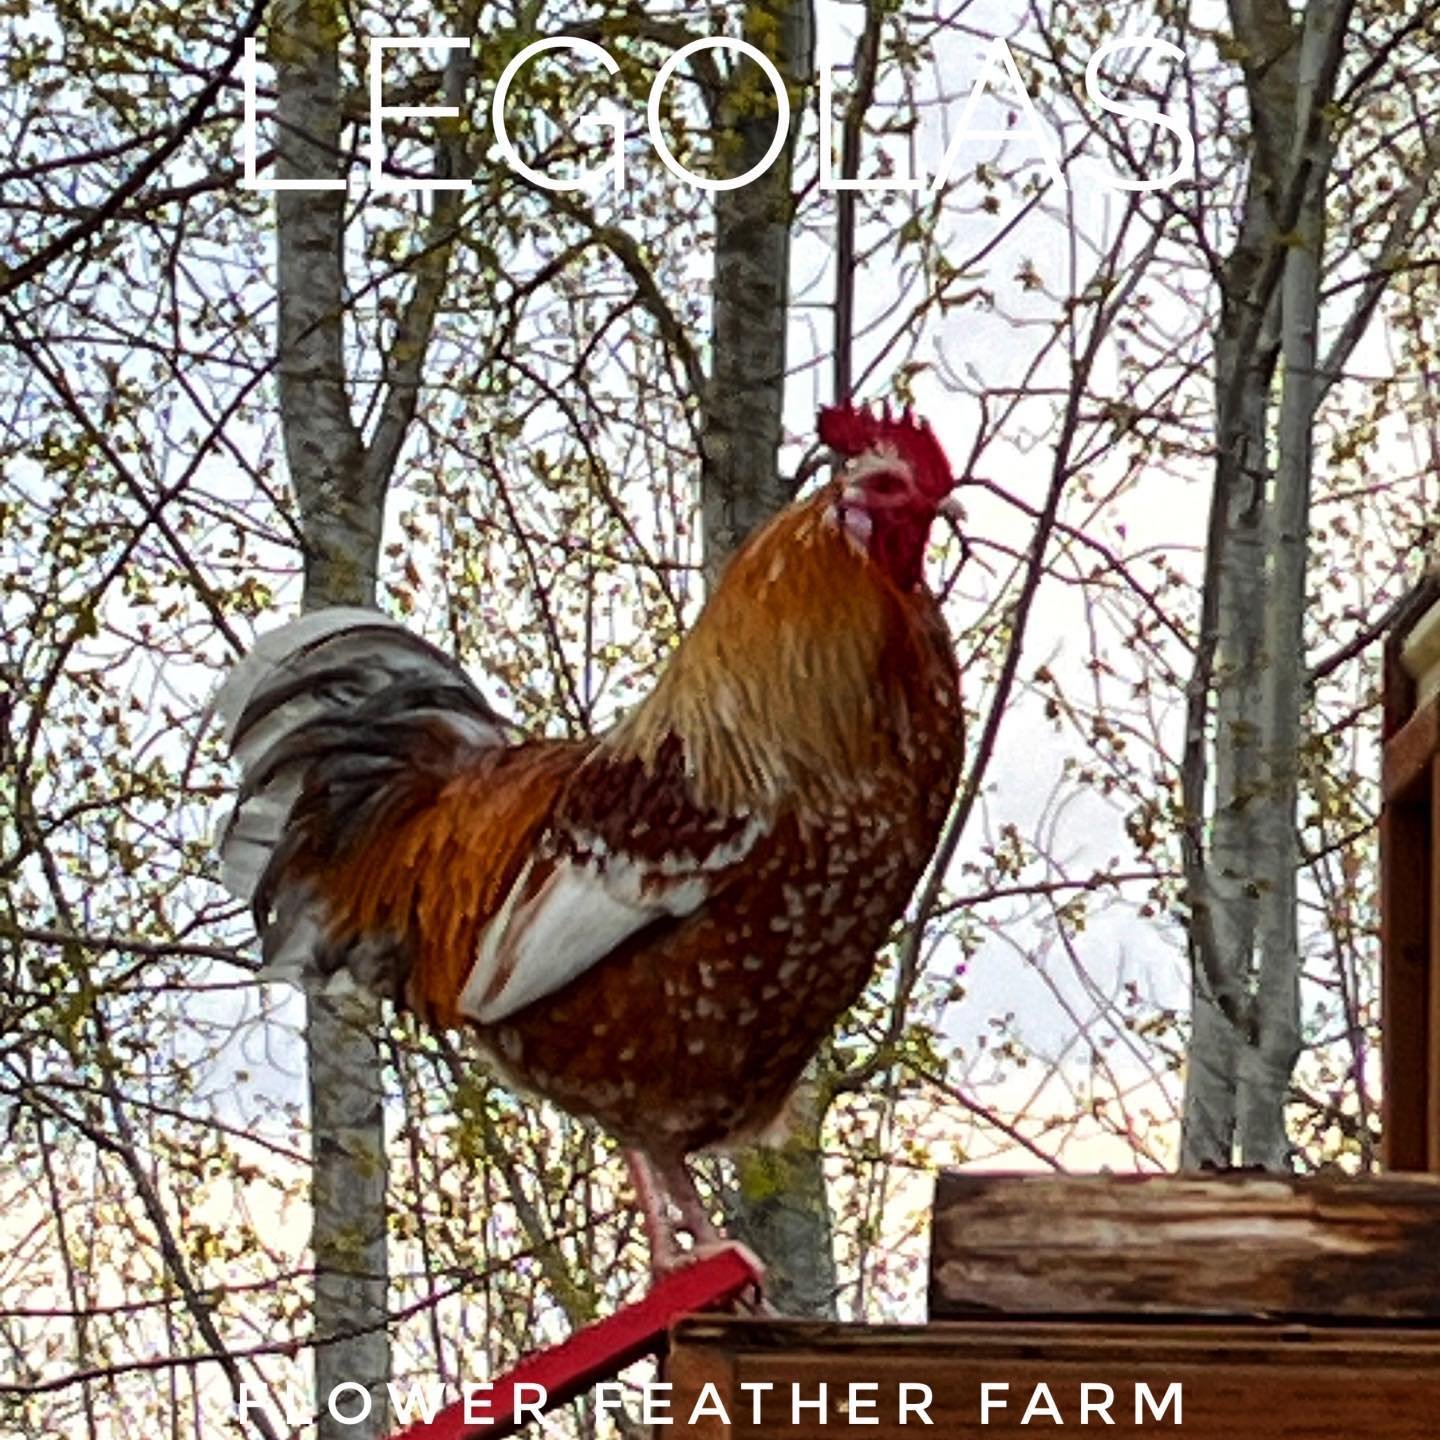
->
[724,1091,837,1318]
[700,0,813,581]
[1183,0,1349,1170]
[694,0,835,1317]
[272,5,389,1433]
[272,3,467,1427]
[1181,170,1279,1166]
[1238,6,1336,1168]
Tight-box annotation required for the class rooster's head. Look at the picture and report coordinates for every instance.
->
[818,402,960,590]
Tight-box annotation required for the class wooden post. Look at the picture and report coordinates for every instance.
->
[1381,576,1440,1172]
[1431,755,1440,1167]
[1381,784,1431,1170]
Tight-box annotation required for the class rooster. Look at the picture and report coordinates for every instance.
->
[216,403,965,1280]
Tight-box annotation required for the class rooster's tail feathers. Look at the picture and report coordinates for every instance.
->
[214,606,510,987]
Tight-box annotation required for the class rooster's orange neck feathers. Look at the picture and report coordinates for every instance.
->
[608,404,958,813]
[606,490,935,815]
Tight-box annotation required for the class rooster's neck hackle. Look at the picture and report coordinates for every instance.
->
[608,494,926,815]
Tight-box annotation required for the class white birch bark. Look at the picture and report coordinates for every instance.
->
[1182,0,1295,1170]
[1184,0,1356,1169]
[1181,186,1277,1168]
[700,0,813,580]
[1236,3,1336,1169]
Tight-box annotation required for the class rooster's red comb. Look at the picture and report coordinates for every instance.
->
[817,401,955,492]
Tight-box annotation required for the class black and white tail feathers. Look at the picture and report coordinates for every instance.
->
[214,606,511,988]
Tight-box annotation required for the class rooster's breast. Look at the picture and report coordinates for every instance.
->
[480,603,963,1157]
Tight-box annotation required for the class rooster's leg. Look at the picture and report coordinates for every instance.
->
[656,1156,771,1309]
[653,1157,721,1247]
[625,1148,769,1307]
[625,1149,770,1308]
[623,1148,685,1277]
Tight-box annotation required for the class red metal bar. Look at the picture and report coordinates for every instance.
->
[389,1246,763,1439]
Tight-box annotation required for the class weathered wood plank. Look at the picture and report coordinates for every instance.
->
[929,1172,1440,1320]
[668,1318,1440,1439]
[666,1317,738,1440]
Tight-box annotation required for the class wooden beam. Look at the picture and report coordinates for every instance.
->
[668,1318,1440,1439]
[1382,694,1440,802]
[928,1172,1440,1320]
[1382,792,1432,1170]
[1382,573,1440,1172]
[1383,572,1440,738]
[1431,757,1440,1171]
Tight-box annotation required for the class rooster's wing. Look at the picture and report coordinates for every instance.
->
[216,609,766,1028]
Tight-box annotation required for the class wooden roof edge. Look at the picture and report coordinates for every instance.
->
[1383,567,1440,659]
[1382,567,1440,734]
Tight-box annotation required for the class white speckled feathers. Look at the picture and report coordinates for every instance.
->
[456,812,766,1022]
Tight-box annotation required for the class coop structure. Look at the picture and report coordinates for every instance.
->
[1381,572,1440,1172]
[664,1172,1440,1439]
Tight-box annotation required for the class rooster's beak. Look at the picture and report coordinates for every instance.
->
[938,494,965,522]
